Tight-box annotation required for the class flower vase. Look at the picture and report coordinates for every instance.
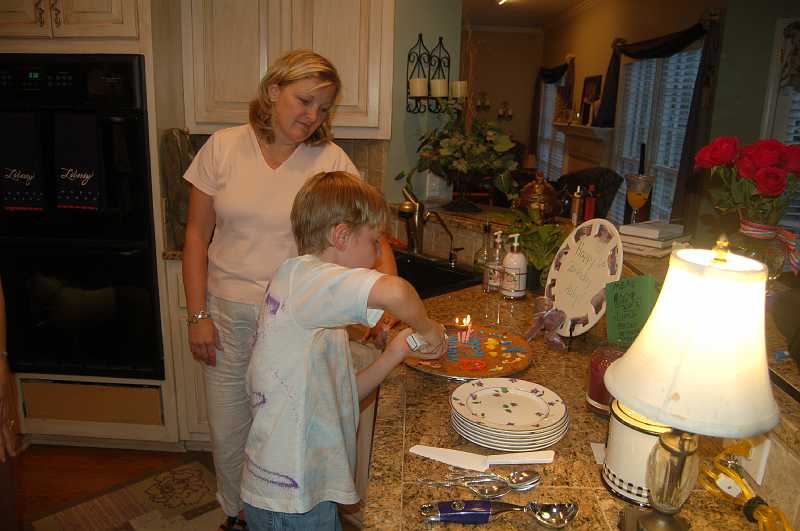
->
[729,217,786,281]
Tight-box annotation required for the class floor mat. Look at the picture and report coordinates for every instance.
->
[31,461,223,531]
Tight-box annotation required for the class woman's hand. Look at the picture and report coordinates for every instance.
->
[0,360,17,463]
[188,319,222,366]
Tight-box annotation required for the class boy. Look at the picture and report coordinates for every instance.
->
[241,171,445,530]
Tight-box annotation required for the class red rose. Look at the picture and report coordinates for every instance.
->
[753,166,787,197]
[736,155,758,180]
[784,144,800,174]
[694,136,739,168]
[741,139,785,169]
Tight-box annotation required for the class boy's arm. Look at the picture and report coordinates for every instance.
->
[367,275,442,349]
[356,328,412,400]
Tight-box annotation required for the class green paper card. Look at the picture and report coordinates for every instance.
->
[605,275,657,347]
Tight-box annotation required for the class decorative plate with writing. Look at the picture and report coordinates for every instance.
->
[544,218,623,336]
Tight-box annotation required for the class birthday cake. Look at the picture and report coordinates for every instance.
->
[404,324,532,380]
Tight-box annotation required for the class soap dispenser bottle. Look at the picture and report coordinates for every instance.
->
[500,233,528,299]
[485,230,506,292]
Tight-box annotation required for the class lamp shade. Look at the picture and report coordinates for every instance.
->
[604,248,779,438]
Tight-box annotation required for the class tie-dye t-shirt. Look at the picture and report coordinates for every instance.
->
[242,255,384,513]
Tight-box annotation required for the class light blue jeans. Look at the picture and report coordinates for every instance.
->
[244,501,342,531]
[204,294,260,518]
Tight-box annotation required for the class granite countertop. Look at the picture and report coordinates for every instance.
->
[361,284,792,530]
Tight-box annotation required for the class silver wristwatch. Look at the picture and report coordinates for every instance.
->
[186,310,212,324]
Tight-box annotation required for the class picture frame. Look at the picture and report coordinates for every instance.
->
[580,75,603,126]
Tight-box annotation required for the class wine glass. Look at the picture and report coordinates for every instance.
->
[624,174,656,224]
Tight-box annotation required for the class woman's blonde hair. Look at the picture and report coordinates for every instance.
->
[249,50,341,146]
[291,172,388,255]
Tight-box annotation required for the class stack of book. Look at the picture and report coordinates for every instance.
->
[619,221,689,258]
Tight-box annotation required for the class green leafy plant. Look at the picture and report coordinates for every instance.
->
[506,215,568,270]
[395,99,519,199]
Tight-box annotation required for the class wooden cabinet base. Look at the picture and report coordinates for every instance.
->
[22,380,162,425]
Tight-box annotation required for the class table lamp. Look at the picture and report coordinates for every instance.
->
[604,241,780,530]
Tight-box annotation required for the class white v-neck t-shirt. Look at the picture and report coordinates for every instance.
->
[183,124,358,304]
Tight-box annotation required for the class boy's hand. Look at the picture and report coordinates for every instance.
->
[384,327,413,365]
[413,321,447,360]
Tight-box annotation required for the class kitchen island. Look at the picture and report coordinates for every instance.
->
[360,284,775,530]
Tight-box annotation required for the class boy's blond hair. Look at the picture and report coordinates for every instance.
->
[249,49,341,146]
[291,172,388,255]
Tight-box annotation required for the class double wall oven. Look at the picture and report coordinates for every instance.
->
[0,54,163,380]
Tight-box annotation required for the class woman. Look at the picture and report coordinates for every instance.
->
[182,50,395,531]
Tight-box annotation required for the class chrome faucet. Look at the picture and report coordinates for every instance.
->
[399,187,462,267]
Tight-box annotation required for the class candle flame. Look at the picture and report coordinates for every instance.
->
[465,315,471,326]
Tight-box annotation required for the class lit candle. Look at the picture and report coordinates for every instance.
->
[450,80,468,98]
[409,78,428,98]
[464,314,472,342]
[430,79,448,98]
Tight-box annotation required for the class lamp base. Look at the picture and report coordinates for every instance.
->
[620,506,690,531]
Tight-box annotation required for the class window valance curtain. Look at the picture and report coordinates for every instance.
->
[529,59,574,152]
[593,17,720,233]
[594,22,707,128]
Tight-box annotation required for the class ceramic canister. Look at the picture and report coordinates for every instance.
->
[602,400,671,506]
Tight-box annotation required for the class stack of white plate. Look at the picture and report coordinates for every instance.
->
[449,377,569,452]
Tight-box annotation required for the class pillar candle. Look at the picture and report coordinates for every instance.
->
[430,79,448,98]
[450,80,468,98]
[409,78,428,97]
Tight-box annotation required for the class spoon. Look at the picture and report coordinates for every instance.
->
[417,478,511,499]
[420,500,579,528]
[448,469,541,491]
[528,501,579,529]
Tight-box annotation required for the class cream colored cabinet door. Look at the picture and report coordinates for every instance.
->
[181,0,271,132]
[0,0,138,39]
[50,0,138,38]
[272,0,393,139]
[165,260,210,441]
[0,0,53,37]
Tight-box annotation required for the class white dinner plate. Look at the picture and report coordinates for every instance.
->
[450,378,567,432]
[450,410,569,441]
[452,417,569,451]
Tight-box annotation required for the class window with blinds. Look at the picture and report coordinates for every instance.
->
[537,83,566,182]
[779,87,800,230]
[763,18,800,232]
[607,48,702,225]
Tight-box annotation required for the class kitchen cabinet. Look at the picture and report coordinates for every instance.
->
[164,259,211,443]
[0,0,138,39]
[180,0,393,139]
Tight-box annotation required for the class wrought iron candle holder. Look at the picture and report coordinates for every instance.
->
[475,91,491,112]
[497,100,513,121]
[406,33,430,113]
[428,36,450,113]
[405,34,452,113]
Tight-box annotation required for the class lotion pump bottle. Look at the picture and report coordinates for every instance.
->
[485,230,506,292]
[500,233,528,299]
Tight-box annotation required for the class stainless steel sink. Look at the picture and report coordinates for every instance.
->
[393,249,482,299]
